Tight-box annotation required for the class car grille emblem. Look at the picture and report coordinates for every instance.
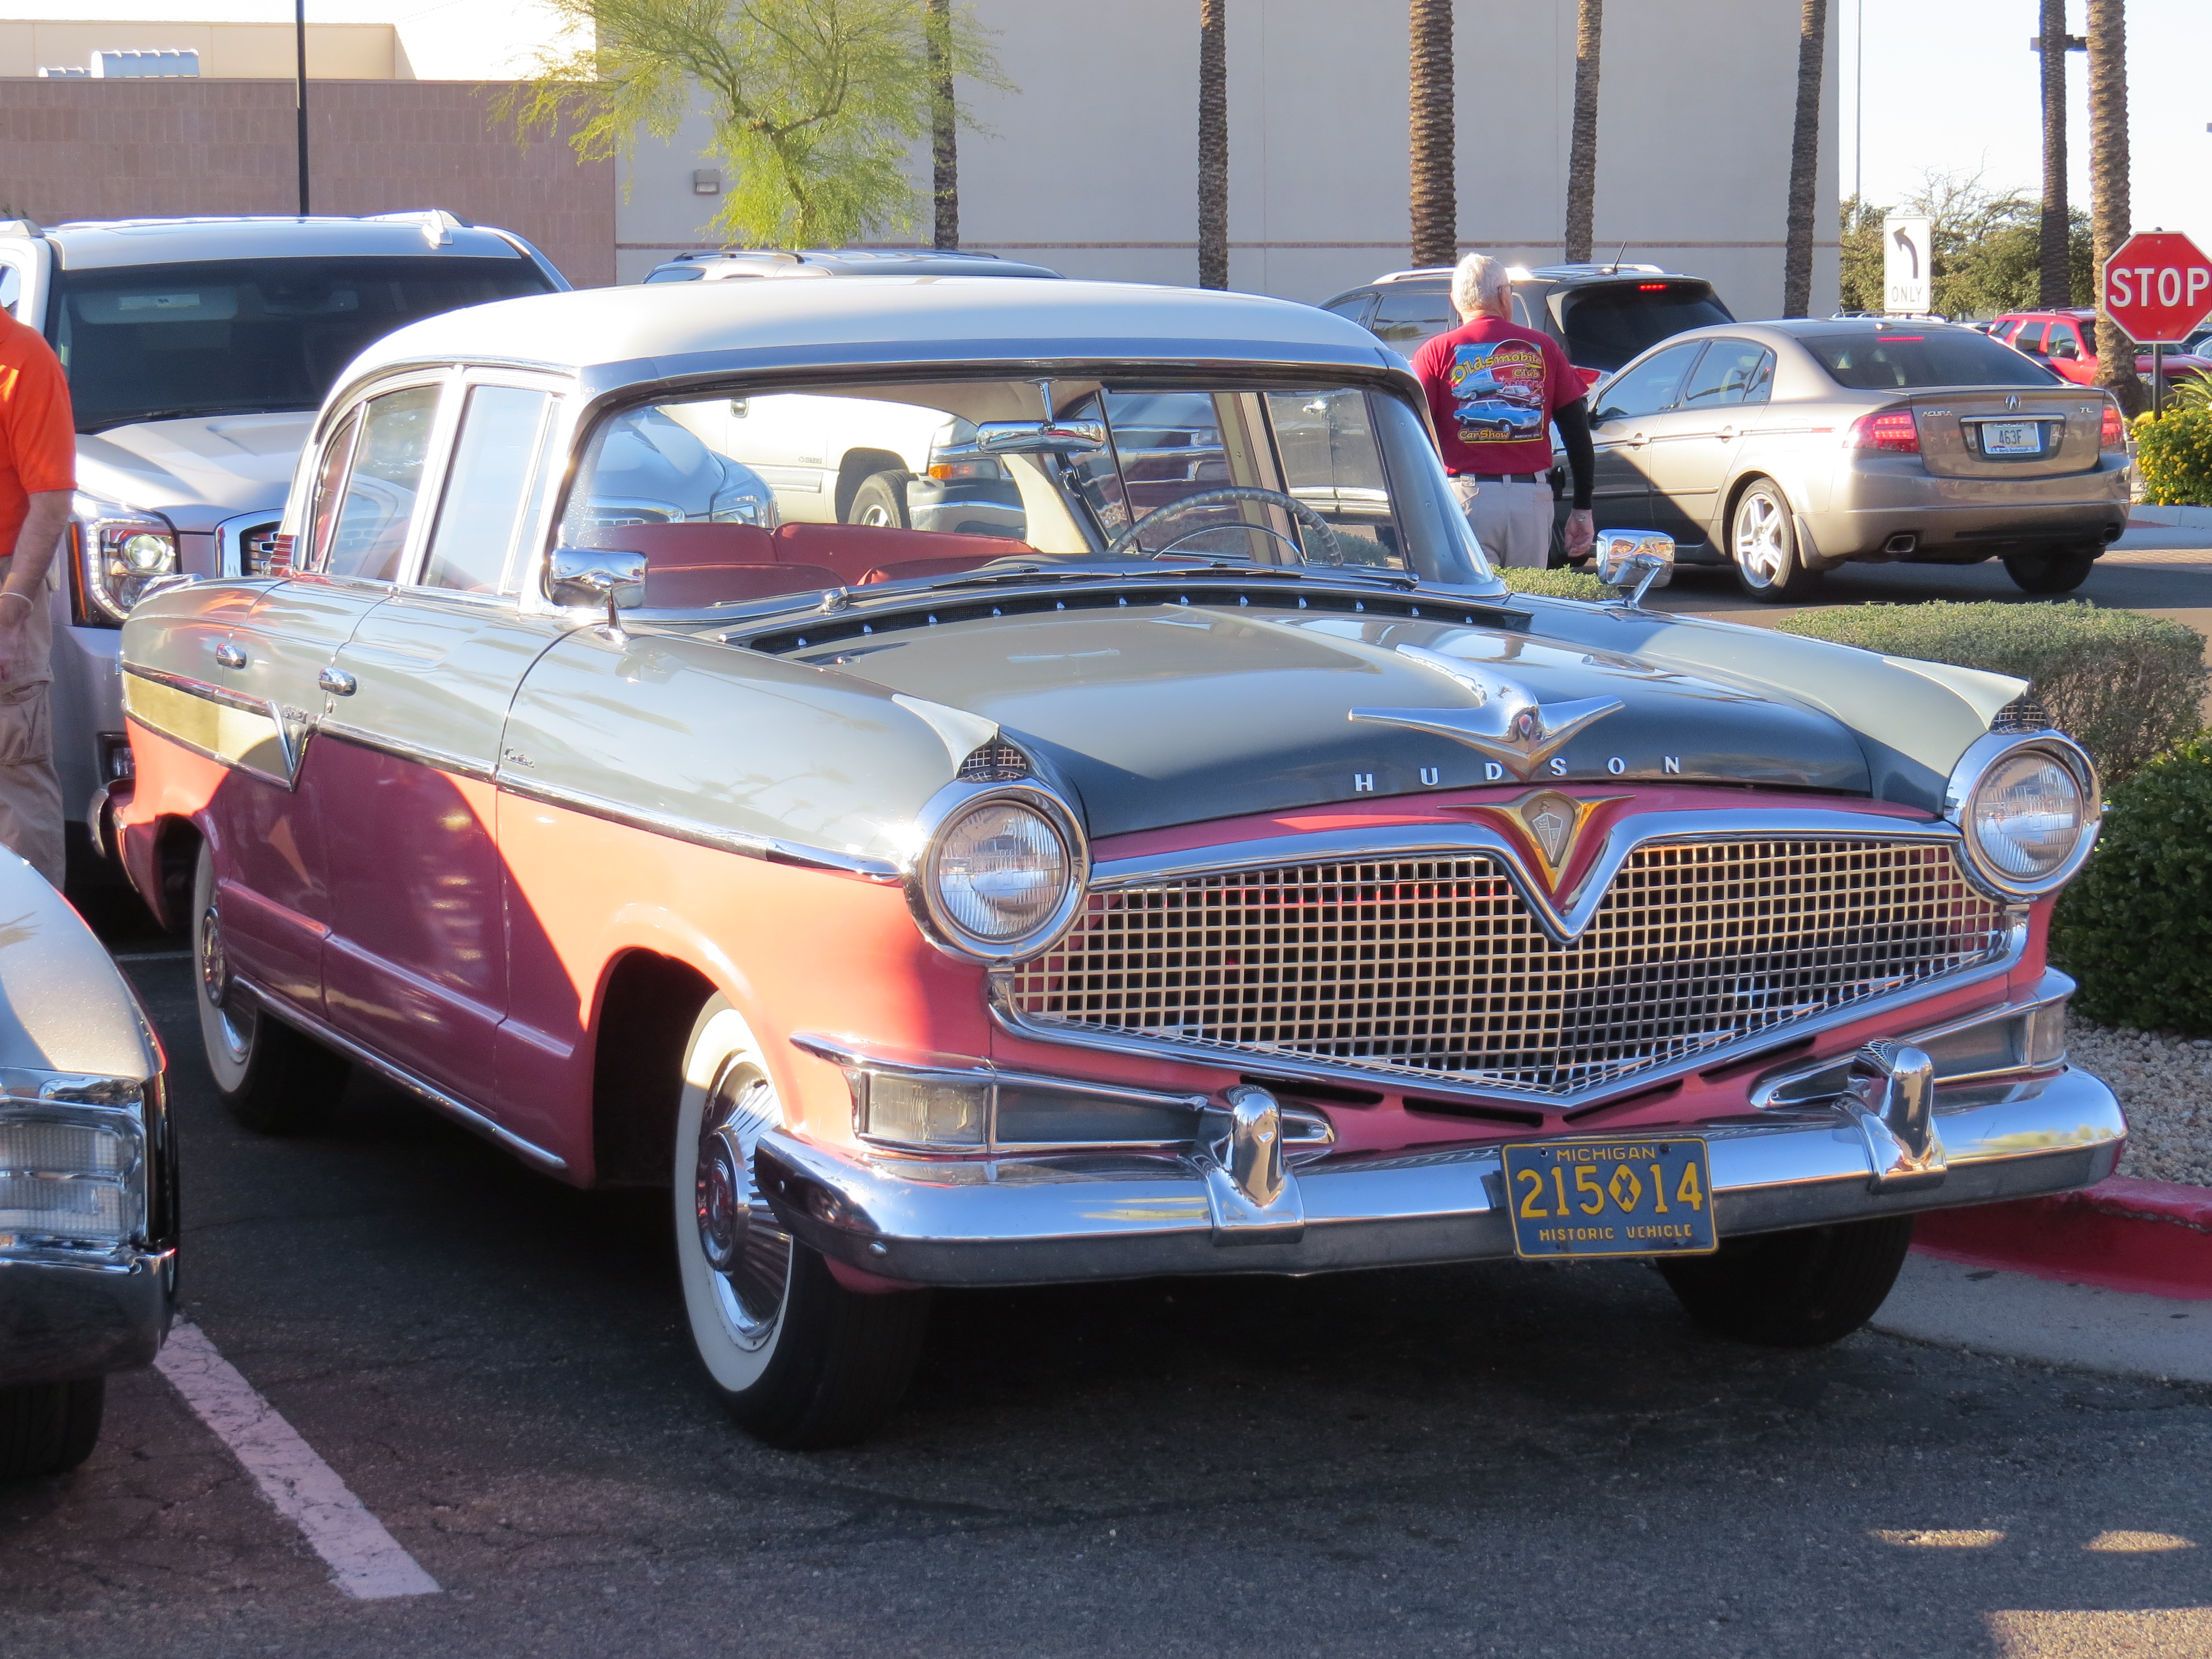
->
[1520,792,1578,868]
[1348,646,1624,779]
[2005,394,2021,410]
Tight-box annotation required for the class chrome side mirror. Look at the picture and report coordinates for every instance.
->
[1595,529,1674,608]
[547,547,648,634]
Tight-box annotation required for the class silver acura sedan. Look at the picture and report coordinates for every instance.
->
[1576,318,2130,598]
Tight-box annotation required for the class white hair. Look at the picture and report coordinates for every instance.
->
[1449,252,1510,315]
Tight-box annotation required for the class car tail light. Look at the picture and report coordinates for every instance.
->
[2100,404,2126,450]
[1844,409,1921,453]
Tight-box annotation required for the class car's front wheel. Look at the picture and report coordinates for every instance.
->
[674,996,930,1449]
[844,470,914,530]
[2002,547,2098,593]
[192,842,348,1134]
[0,1378,104,1480]
[1729,478,1822,601]
[1657,1214,1916,1347]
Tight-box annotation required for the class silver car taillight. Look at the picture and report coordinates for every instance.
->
[70,493,179,626]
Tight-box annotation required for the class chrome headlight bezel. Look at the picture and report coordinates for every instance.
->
[70,493,180,627]
[906,780,1089,964]
[1943,731,2101,901]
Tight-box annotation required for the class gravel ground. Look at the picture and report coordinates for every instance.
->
[2067,1016,2212,1187]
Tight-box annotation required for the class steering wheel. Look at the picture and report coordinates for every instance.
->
[1103,486,1345,566]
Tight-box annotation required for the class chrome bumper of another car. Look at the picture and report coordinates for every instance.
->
[0,1245,175,1388]
[757,1065,2122,1288]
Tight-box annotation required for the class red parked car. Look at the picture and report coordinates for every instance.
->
[1990,309,2210,387]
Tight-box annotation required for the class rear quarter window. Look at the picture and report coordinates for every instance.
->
[1805,330,2062,389]
[1557,284,1732,372]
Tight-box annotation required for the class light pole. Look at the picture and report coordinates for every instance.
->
[294,0,310,216]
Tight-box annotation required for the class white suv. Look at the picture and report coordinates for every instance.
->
[0,212,566,880]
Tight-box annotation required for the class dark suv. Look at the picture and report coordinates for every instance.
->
[1321,263,1734,379]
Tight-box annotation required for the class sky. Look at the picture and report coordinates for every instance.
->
[1838,0,2208,237]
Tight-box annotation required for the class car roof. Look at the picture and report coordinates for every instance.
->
[1349,263,1702,291]
[649,247,1063,281]
[24,213,530,269]
[340,276,1400,397]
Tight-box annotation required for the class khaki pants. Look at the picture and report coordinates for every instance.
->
[0,581,62,889]
[1451,476,1554,570]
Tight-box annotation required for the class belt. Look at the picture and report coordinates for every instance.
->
[1456,471,1545,484]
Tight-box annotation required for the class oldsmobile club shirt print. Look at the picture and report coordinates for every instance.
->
[1411,320,1580,477]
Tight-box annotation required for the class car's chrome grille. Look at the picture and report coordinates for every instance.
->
[1007,838,2007,1096]
[241,522,285,576]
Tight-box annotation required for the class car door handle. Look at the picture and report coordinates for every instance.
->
[319,667,357,696]
[1623,431,1647,448]
[213,641,248,669]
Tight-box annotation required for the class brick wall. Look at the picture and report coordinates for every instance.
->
[0,79,614,287]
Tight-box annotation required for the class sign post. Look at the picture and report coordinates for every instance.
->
[1884,216,1933,315]
[2101,231,2212,415]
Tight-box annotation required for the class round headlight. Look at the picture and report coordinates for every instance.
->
[117,531,174,574]
[1969,748,2086,882]
[927,799,1074,948]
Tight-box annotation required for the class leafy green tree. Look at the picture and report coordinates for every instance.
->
[505,0,1008,249]
[1839,174,2092,319]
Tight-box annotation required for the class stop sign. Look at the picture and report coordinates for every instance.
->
[2101,232,2212,345]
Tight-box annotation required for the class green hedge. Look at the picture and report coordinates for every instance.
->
[2052,737,2212,1035]
[1772,601,2206,782]
[1500,567,1613,601]
[2134,406,2212,508]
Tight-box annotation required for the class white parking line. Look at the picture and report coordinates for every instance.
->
[153,1319,441,1600]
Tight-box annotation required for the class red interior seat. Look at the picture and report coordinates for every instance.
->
[859,556,1000,585]
[643,562,841,609]
[773,523,1032,587]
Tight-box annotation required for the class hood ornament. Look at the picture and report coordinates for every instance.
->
[1349,645,1624,779]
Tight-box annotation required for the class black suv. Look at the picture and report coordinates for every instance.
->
[1321,262,1734,375]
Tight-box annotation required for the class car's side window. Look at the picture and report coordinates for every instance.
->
[2011,321,2046,354]
[2047,323,2082,361]
[0,263,21,320]
[322,384,442,583]
[303,408,363,571]
[1592,341,1705,422]
[1678,340,1774,408]
[1321,294,1373,328]
[419,384,557,595]
[1370,286,1455,349]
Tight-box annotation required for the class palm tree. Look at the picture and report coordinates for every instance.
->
[1198,0,1228,288]
[2086,0,2145,414]
[2034,0,2079,306]
[1781,0,1828,317]
[1408,0,1454,270]
[1563,0,1601,263]
[927,0,957,249]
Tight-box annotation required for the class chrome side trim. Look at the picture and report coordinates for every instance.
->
[319,721,497,784]
[122,661,269,720]
[493,773,903,883]
[1087,806,1966,946]
[752,1064,2125,1288]
[119,664,301,791]
[231,974,568,1172]
[988,911,2032,1113]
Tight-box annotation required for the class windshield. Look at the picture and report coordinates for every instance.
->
[1804,329,2062,390]
[50,255,555,432]
[562,375,1493,609]
[1557,283,1733,372]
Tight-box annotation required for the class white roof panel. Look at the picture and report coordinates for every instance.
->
[45,216,529,269]
[340,276,1391,385]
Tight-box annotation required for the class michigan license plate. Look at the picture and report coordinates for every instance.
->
[1983,420,2043,455]
[1500,1138,1718,1259]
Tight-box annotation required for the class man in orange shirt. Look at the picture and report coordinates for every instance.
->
[0,306,75,886]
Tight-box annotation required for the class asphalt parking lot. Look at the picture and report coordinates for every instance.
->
[3,955,2209,1659]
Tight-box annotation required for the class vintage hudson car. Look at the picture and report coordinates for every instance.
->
[112,279,2121,1448]
[0,854,175,1479]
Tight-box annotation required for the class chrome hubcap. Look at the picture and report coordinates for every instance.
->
[855,503,893,528]
[198,902,257,1061]
[693,1066,790,1352]
[1734,492,1787,586]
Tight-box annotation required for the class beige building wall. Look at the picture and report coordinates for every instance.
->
[0,20,399,80]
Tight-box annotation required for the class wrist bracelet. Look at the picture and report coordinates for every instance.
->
[0,592,31,611]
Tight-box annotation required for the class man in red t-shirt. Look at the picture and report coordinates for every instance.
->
[0,307,75,886]
[1409,252,1594,570]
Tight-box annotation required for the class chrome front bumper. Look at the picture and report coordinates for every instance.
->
[756,1065,2124,1287]
[0,1245,175,1387]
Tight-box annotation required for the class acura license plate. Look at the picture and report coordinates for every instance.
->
[1982,420,2043,455]
[1501,1138,1717,1260]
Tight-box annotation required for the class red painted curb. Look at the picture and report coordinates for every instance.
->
[1913,1176,2212,1301]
